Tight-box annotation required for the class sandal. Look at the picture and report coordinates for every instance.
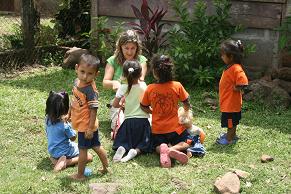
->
[168,149,188,164]
[160,143,171,168]
[216,136,237,145]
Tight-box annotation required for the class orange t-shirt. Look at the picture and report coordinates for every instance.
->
[219,64,248,112]
[141,81,189,135]
[71,79,99,132]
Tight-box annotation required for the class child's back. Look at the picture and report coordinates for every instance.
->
[45,119,78,159]
[143,81,188,135]
[118,82,149,119]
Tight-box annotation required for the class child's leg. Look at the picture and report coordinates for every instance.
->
[226,126,237,142]
[92,146,109,174]
[170,142,190,151]
[66,152,93,167]
[168,142,189,164]
[120,148,140,162]
[113,146,126,162]
[69,148,87,181]
[54,156,66,172]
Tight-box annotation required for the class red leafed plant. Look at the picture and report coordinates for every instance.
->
[129,0,169,58]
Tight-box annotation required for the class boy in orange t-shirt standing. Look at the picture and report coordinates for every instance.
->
[217,40,248,145]
[69,54,108,181]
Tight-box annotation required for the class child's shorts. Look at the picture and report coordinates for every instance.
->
[152,129,189,148]
[221,112,241,128]
[78,130,101,149]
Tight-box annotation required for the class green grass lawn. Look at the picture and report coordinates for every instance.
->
[0,66,290,194]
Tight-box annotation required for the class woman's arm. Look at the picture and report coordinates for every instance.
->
[103,63,121,90]
[140,62,147,81]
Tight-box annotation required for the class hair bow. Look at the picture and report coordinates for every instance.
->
[128,67,134,73]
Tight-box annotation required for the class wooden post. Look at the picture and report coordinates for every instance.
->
[21,0,35,63]
[90,0,98,56]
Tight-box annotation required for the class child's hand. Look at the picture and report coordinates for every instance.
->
[85,130,94,139]
[63,114,71,122]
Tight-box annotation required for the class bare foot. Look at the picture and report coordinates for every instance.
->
[98,168,109,174]
[49,157,57,165]
[187,152,192,158]
[69,173,86,181]
[54,156,66,172]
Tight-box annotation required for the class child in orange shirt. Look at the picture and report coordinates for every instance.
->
[141,55,191,168]
[217,40,248,145]
[69,54,108,181]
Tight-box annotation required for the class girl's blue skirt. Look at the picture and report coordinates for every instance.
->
[113,118,152,153]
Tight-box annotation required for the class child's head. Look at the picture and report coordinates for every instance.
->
[114,30,142,65]
[220,39,244,65]
[123,60,142,93]
[151,54,174,83]
[178,107,193,129]
[45,91,69,124]
[75,54,100,84]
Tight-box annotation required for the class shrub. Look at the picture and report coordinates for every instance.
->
[169,0,240,86]
[129,0,169,59]
[82,16,124,65]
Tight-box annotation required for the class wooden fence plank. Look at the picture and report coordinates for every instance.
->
[98,0,284,29]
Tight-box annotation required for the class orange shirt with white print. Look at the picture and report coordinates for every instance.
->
[71,79,99,132]
[141,81,189,135]
[219,64,248,112]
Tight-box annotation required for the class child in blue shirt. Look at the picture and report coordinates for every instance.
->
[45,91,93,172]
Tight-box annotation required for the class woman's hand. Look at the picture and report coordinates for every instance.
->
[112,80,121,91]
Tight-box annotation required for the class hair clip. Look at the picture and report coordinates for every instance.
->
[236,40,242,47]
[58,91,67,98]
[127,30,135,36]
[128,67,134,73]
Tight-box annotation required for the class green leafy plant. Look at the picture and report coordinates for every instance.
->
[35,22,60,46]
[82,16,124,65]
[129,0,169,58]
[0,24,23,50]
[55,0,90,38]
[169,0,241,86]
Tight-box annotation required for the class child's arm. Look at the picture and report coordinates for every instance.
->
[70,136,76,141]
[85,108,97,139]
[140,104,152,114]
[182,99,191,111]
[112,97,122,108]
[234,85,247,93]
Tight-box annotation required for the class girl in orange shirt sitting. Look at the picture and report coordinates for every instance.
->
[217,39,248,145]
[141,55,191,168]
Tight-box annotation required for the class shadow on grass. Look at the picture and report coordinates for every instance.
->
[206,142,238,154]
[37,157,53,171]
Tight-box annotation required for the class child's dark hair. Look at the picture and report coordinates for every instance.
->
[220,39,244,64]
[45,91,69,125]
[79,54,100,71]
[151,55,174,83]
[123,60,142,93]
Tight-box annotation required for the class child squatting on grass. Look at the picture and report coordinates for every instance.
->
[140,55,191,168]
[68,54,109,181]
[216,39,248,145]
[112,60,152,162]
[45,91,93,172]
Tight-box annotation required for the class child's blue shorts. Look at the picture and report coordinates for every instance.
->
[221,112,241,129]
[78,130,101,149]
